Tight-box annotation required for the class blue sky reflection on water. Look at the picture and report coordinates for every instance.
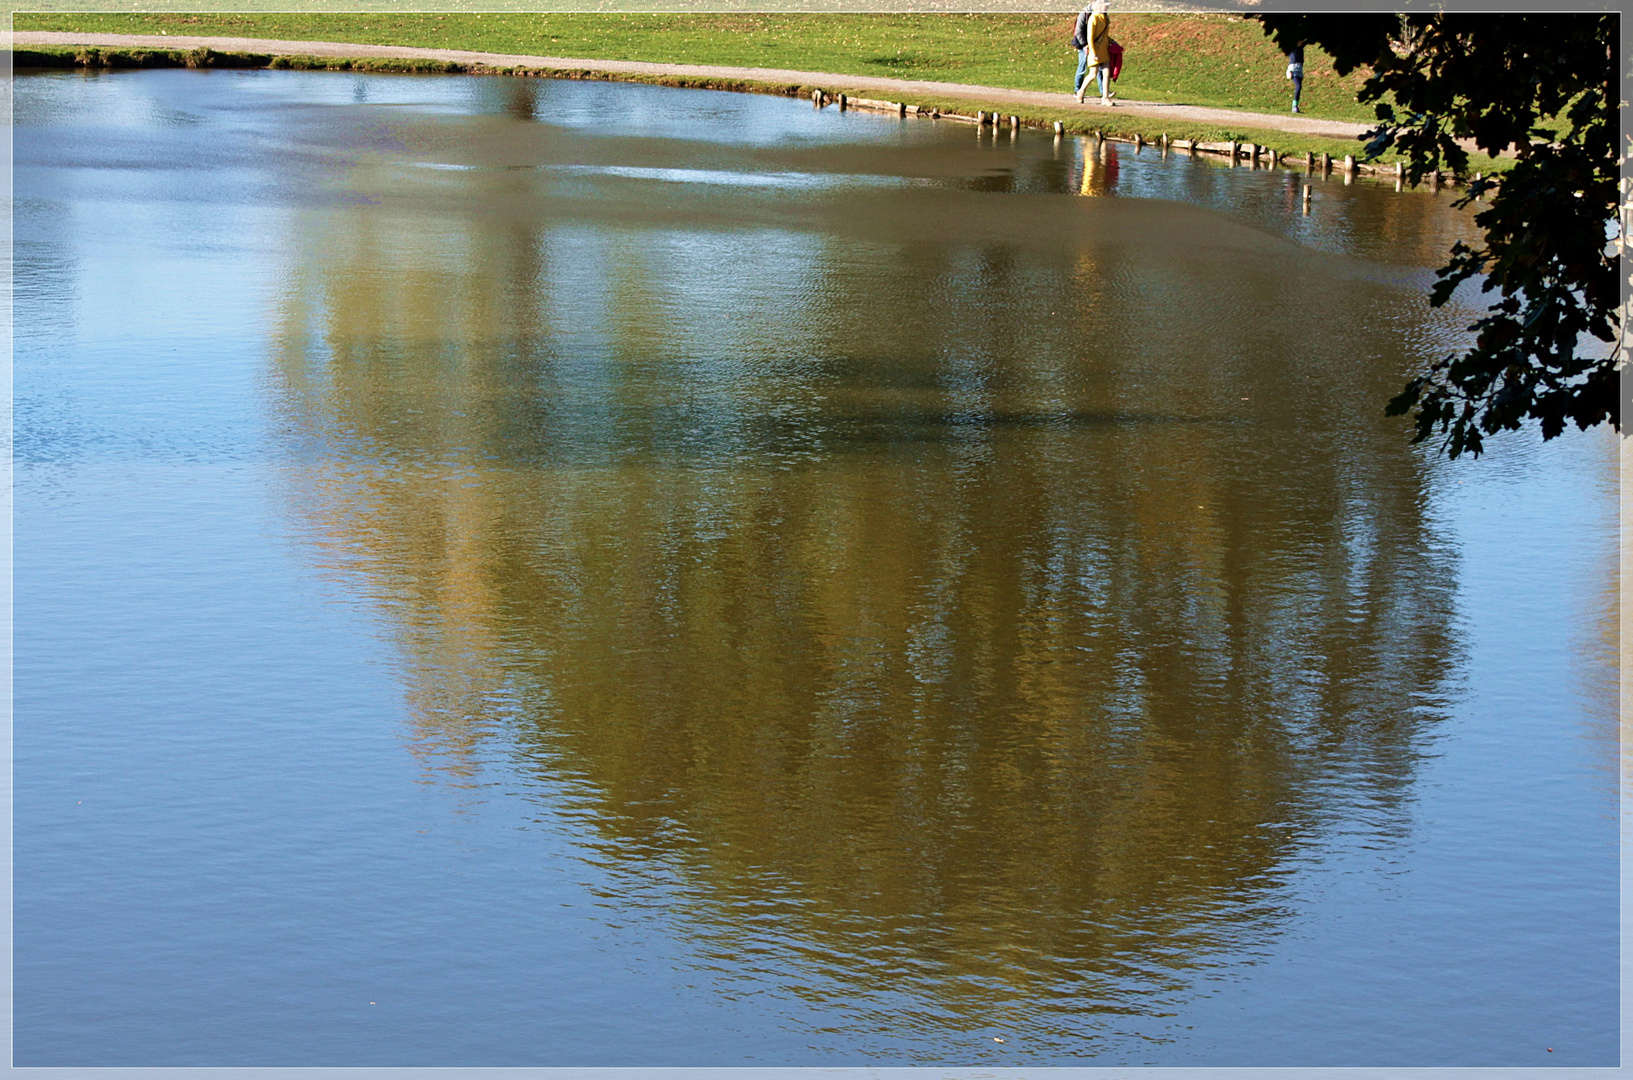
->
[12,67,1619,1069]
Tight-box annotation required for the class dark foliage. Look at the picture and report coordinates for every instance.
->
[1254,14,1620,458]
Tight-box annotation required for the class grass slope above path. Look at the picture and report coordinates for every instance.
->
[17,11,1376,122]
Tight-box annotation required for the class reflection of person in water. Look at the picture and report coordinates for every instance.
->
[1079,138,1119,196]
[1281,170,1306,213]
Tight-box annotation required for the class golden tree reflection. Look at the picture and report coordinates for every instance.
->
[267,156,1461,1031]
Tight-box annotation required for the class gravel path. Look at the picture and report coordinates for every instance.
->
[14,31,1374,141]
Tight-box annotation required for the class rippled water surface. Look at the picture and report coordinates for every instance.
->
[15,68,1619,1068]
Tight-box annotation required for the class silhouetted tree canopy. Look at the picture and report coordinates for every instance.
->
[1254,14,1620,458]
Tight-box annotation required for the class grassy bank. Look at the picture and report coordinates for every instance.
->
[16,12,1375,121]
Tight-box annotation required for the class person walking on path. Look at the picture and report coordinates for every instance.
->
[1286,45,1304,113]
[1073,0,1114,107]
[1070,4,1092,96]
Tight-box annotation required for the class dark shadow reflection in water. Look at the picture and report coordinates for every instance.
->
[265,112,1464,1049]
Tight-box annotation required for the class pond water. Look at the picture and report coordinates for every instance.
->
[14,68,1620,1069]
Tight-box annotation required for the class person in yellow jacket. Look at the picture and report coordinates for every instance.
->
[1074,0,1114,106]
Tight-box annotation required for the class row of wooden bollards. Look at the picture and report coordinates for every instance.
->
[813,90,1027,131]
[1222,141,1359,177]
[811,89,921,118]
[809,90,1466,199]
[1165,137,1458,194]
[972,111,1023,130]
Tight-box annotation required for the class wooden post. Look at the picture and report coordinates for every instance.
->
[1396,161,1405,182]
[1250,142,1261,161]
[1009,114,1019,130]
[1095,129,1104,142]
[812,88,823,107]
[897,101,906,117]
[1430,169,1441,191]
[1228,140,1239,166]
[1302,184,1312,214]
[1134,133,1144,150]
[1343,154,1355,173]
[1053,120,1064,136]
[1161,133,1169,149]
[1321,152,1331,173]
[838,93,847,111]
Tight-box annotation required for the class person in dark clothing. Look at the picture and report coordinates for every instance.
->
[1286,46,1305,113]
[1071,5,1092,97]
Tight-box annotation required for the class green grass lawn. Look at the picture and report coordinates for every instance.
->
[15,11,1378,123]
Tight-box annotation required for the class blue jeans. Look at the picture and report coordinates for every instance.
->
[1075,50,1107,97]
